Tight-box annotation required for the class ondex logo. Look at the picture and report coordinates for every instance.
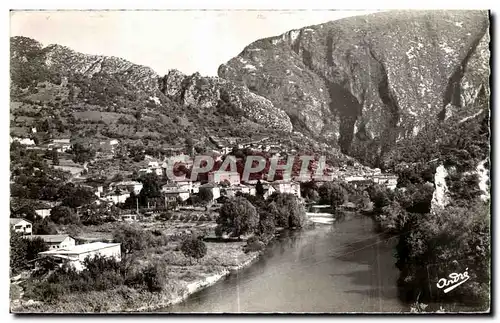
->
[165,154,329,182]
[436,268,470,294]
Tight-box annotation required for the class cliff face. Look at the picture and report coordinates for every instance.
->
[159,70,293,132]
[218,10,490,163]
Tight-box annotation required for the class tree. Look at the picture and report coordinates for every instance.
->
[10,231,28,274]
[26,237,49,262]
[181,237,207,263]
[10,231,48,274]
[141,263,166,292]
[70,143,95,164]
[256,180,265,197]
[33,218,58,235]
[50,206,79,225]
[113,225,148,254]
[216,197,259,238]
[258,210,276,237]
[329,183,347,211]
[138,174,161,208]
[198,187,213,204]
[61,186,96,208]
[267,193,306,228]
[51,148,59,166]
[396,201,490,306]
[367,184,393,209]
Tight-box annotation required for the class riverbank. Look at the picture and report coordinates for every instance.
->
[10,238,263,313]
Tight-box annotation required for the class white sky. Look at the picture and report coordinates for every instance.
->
[10,10,378,76]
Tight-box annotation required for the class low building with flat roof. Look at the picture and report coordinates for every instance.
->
[38,242,121,271]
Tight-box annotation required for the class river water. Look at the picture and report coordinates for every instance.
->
[162,213,407,313]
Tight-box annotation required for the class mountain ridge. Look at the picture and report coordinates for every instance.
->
[218,10,490,165]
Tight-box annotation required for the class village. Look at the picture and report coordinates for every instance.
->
[10,132,398,273]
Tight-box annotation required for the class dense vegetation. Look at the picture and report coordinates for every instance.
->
[370,106,491,310]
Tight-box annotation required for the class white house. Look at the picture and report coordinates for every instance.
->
[272,181,301,198]
[162,183,191,202]
[10,218,32,235]
[221,184,254,197]
[11,137,35,146]
[110,181,143,195]
[35,208,52,219]
[38,242,122,271]
[29,235,76,250]
[148,161,160,169]
[373,174,398,190]
[48,138,71,152]
[208,171,241,186]
[105,190,130,205]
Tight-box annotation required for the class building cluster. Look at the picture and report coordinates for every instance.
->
[10,218,121,272]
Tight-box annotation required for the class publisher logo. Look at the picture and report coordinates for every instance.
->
[436,268,470,293]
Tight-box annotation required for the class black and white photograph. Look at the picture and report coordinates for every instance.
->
[7,7,491,314]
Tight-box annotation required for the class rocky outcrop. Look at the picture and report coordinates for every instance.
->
[431,164,451,212]
[219,10,490,162]
[476,158,490,201]
[159,70,293,132]
[10,36,160,93]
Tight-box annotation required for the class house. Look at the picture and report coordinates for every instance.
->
[10,218,32,235]
[121,214,138,222]
[148,161,160,169]
[208,171,241,186]
[272,180,301,198]
[110,181,143,195]
[38,242,122,271]
[373,174,398,190]
[35,208,52,219]
[105,190,130,205]
[48,138,71,152]
[11,137,35,146]
[169,180,200,194]
[138,168,153,176]
[221,184,254,197]
[262,183,276,199]
[28,235,76,250]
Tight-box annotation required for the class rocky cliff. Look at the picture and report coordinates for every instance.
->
[159,70,292,132]
[218,10,490,164]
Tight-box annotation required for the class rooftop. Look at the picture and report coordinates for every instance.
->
[28,235,73,243]
[10,218,32,225]
[39,242,121,255]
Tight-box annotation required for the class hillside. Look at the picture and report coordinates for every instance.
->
[10,10,490,169]
[218,10,490,165]
[9,36,305,157]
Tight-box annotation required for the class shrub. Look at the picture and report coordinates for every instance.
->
[181,237,207,263]
[140,263,167,292]
[216,197,258,238]
[244,236,265,253]
[395,201,490,307]
[49,206,79,225]
[266,193,306,228]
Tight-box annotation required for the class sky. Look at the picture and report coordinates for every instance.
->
[10,10,379,76]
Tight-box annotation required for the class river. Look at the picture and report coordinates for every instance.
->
[161,213,407,313]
